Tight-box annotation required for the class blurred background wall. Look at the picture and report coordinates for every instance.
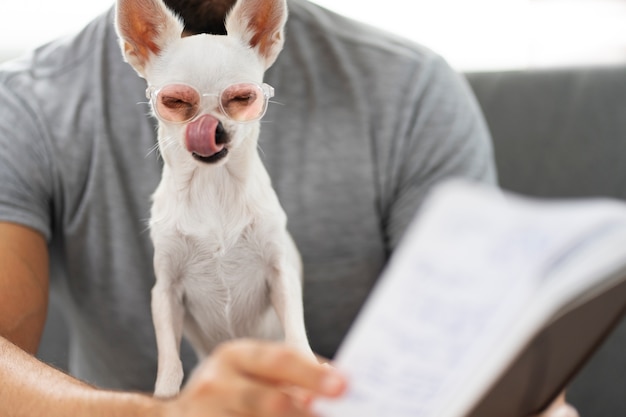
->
[1,0,625,70]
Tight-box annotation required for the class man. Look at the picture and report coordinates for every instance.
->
[0,0,577,415]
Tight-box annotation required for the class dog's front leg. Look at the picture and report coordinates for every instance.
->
[269,251,316,360]
[151,276,186,397]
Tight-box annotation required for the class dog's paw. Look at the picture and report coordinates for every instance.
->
[154,381,182,398]
[154,361,184,398]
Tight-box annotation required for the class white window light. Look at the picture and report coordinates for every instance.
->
[1,0,625,70]
[311,0,626,71]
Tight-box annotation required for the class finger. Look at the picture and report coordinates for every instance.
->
[215,340,347,397]
[243,385,313,417]
[531,393,579,417]
[224,373,317,417]
[276,383,321,412]
[539,404,580,417]
[177,359,314,417]
[293,359,340,407]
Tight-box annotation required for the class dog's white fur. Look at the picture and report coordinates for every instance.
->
[115,0,315,397]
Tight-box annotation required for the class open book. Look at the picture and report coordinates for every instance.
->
[314,180,626,417]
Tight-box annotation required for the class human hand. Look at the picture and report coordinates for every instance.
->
[163,339,347,417]
[531,393,579,417]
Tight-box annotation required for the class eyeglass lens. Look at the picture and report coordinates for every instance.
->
[155,84,200,123]
[154,83,267,123]
[221,84,265,122]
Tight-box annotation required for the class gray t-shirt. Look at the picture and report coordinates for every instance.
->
[0,0,495,391]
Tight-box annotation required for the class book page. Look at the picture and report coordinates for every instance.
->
[314,180,626,417]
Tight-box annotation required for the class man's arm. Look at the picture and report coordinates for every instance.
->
[0,335,160,416]
[0,223,345,416]
[0,335,343,417]
[0,222,49,353]
[0,222,155,415]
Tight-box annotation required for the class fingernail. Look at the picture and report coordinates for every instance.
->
[321,372,346,395]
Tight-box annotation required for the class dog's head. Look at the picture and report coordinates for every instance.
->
[115,0,286,166]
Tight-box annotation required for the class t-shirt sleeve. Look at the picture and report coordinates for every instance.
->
[0,82,54,241]
[381,54,497,250]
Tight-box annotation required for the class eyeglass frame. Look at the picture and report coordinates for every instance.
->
[145,81,275,124]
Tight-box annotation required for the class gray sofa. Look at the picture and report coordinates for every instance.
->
[38,66,626,415]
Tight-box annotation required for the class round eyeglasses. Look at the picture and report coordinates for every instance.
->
[146,82,275,124]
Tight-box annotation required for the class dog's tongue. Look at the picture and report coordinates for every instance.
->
[185,114,224,157]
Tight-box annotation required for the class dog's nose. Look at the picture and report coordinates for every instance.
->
[215,122,227,145]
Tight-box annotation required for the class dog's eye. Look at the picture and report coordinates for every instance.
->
[227,92,256,105]
[161,96,192,109]
[158,95,198,121]
[220,84,266,122]
[222,91,259,119]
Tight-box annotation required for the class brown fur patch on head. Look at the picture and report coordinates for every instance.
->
[163,0,238,35]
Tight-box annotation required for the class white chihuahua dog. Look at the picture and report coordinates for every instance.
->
[115,0,315,397]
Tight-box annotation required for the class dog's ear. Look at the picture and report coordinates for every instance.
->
[115,0,184,77]
[225,0,287,69]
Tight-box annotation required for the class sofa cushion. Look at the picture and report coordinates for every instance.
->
[467,67,626,198]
